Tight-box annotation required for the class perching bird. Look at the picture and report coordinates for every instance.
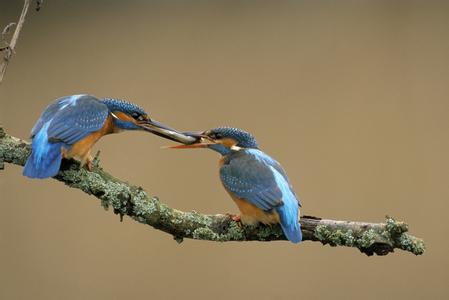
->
[23,94,195,179]
[169,127,302,243]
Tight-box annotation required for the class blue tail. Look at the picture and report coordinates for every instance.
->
[277,203,302,244]
[23,122,63,179]
[268,165,302,244]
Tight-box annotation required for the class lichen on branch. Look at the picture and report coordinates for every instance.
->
[0,126,425,256]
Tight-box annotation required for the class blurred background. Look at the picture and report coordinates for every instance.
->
[1,0,448,299]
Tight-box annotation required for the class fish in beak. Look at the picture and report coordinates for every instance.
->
[139,119,197,145]
[165,131,216,149]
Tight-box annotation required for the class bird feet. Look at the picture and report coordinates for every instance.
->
[226,213,242,225]
[81,152,95,172]
[84,159,93,172]
[232,215,241,222]
[80,156,94,172]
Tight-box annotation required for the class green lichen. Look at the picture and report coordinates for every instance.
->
[128,189,157,219]
[315,225,330,241]
[170,215,184,225]
[133,195,158,217]
[385,216,408,236]
[192,227,219,240]
[398,233,425,255]
[182,211,213,227]
[315,225,356,247]
[382,216,425,255]
[255,224,283,241]
[222,222,246,241]
[357,229,380,248]
[157,202,173,221]
[0,134,30,166]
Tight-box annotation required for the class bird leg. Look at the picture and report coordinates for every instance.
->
[81,151,93,172]
[232,215,241,222]
[61,148,93,171]
[84,158,93,172]
[225,213,242,224]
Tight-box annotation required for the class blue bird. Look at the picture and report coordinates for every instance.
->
[169,127,302,243]
[24,94,194,179]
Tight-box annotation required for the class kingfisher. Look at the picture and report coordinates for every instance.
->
[169,127,302,243]
[23,94,194,179]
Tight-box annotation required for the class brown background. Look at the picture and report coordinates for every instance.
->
[1,1,448,299]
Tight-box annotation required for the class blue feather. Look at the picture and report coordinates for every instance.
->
[102,98,146,116]
[208,127,258,149]
[23,121,63,179]
[270,166,302,243]
[112,118,140,130]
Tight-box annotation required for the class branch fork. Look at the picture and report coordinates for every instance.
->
[0,0,32,84]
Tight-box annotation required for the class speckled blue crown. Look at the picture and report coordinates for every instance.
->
[101,98,147,115]
[210,127,259,149]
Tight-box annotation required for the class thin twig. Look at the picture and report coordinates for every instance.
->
[0,126,425,256]
[2,22,16,37]
[0,0,31,84]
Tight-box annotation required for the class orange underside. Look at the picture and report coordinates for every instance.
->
[230,193,280,225]
[62,115,115,166]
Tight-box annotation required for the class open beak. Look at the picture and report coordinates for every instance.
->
[139,119,197,144]
[165,131,216,149]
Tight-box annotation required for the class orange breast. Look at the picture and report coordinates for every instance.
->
[64,115,115,165]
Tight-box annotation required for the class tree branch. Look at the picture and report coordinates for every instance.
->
[0,126,425,256]
[0,0,31,84]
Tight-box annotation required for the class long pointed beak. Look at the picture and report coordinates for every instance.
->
[139,119,197,144]
[167,143,210,149]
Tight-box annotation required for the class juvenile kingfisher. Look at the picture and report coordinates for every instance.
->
[169,127,302,243]
[23,94,194,179]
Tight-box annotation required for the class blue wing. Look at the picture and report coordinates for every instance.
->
[220,150,283,210]
[45,94,109,145]
[220,149,300,210]
[31,96,74,137]
[246,149,301,207]
[220,149,302,243]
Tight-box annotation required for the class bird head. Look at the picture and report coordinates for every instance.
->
[168,127,259,155]
[102,98,196,144]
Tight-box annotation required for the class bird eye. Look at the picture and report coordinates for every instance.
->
[131,113,146,122]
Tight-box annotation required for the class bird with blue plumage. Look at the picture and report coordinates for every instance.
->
[23,94,195,179]
[169,127,302,243]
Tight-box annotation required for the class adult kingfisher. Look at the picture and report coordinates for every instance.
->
[169,127,302,243]
[23,94,195,179]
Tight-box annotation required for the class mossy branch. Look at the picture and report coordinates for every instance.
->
[0,126,425,256]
